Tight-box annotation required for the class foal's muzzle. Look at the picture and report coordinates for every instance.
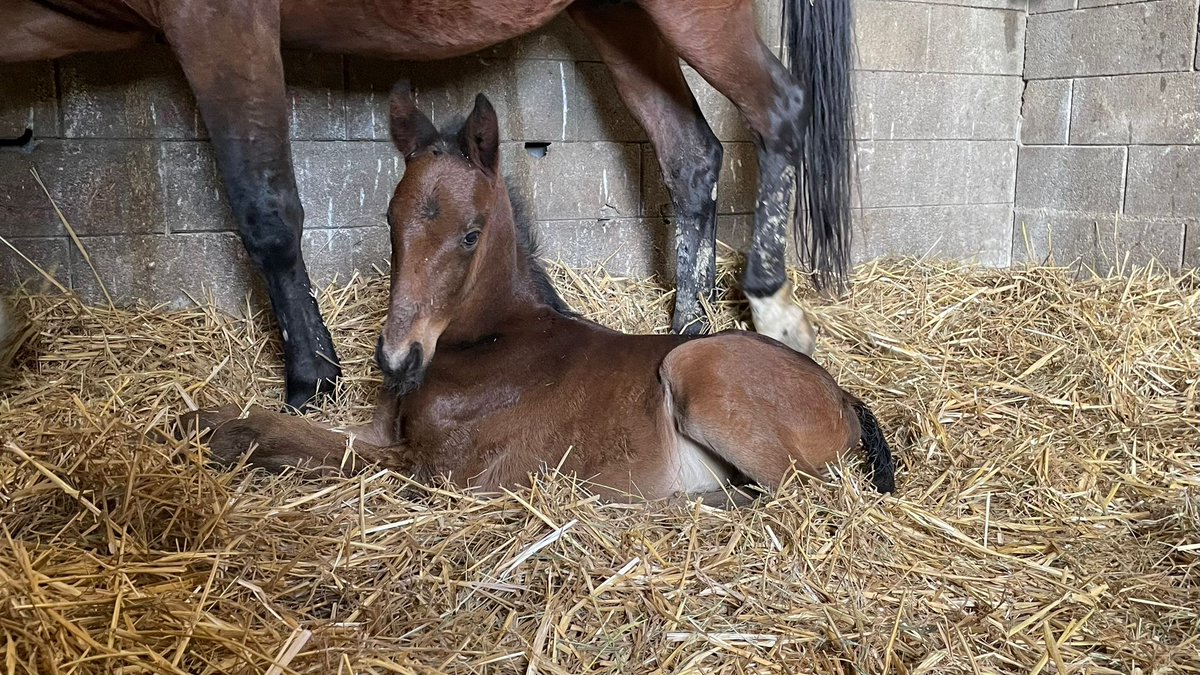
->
[376,337,427,395]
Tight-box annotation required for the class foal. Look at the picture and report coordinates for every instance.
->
[188,86,895,501]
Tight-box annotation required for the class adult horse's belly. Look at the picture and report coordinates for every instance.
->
[280,0,575,60]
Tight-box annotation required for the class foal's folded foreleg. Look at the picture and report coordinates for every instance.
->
[182,405,412,476]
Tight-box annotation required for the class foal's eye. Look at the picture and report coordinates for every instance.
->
[462,230,481,250]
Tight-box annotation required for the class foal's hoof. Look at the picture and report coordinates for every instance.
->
[179,405,269,468]
[747,283,816,356]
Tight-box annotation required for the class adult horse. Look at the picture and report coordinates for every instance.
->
[187,85,892,501]
[1,0,855,409]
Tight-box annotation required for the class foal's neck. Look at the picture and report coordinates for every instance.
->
[442,187,548,344]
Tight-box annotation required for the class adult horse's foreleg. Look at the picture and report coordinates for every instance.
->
[638,0,855,356]
[160,2,340,409]
[569,2,722,335]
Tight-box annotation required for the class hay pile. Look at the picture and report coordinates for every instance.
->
[1,254,1197,674]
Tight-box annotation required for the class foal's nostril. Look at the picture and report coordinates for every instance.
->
[378,340,427,395]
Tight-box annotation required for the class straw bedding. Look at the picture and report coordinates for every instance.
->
[0,253,1197,674]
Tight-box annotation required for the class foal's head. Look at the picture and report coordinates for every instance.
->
[376,82,512,394]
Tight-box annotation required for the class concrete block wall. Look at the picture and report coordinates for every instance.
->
[1018,0,1199,271]
[0,0,1195,311]
[851,0,1025,265]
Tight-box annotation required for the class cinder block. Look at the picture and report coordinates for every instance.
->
[927,5,1025,75]
[898,0,1026,7]
[302,226,391,288]
[0,62,59,137]
[855,140,1016,207]
[0,146,61,238]
[293,141,403,230]
[852,203,1013,265]
[755,0,785,56]
[683,66,752,144]
[854,1,931,72]
[574,62,647,142]
[1124,146,1200,219]
[532,214,775,280]
[0,236,70,290]
[1020,79,1071,145]
[61,46,204,140]
[1028,0,1076,13]
[1185,222,1199,268]
[502,141,640,220]
[1013,210,1186,271]
[643,143,758,217]
[281,51,347,141]
[855,72,1022,140]
[347,56,596,142]
[1070,73,1200,145]
[1014,146,1125,213]
[533,218,669,277]
[60,46,343,141]
[156,142,236,233]
[1079,0,1162,8]
[0,140,163,237]
[854,2,1023,74]
[1025,0,1198,79]
[69,232,258,312]
[511,59,585,141]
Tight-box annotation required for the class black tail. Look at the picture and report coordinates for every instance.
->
[781,0,857,293]
[851,401,895,493]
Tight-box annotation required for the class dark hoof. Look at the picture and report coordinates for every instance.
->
[285,363,342,412]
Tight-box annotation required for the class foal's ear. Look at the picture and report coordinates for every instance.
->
[460,93,500,176]
[389,80,438,158]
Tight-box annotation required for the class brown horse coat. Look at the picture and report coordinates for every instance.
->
[188,86,893,502]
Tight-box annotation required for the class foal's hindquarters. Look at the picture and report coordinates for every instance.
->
[189,317,895,501]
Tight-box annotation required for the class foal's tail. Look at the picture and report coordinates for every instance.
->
[781,0,856,293]
[850,400,895,493]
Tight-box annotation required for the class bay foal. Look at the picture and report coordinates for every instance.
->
[189,87,893,501]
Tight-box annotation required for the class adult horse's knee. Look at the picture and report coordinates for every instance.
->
[232,190,306,271]
[664,122,722,221]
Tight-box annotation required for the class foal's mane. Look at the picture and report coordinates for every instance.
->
[507,187,579,318]
[432,117,578,319]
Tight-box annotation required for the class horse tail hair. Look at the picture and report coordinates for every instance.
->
[850,399,895,493]
[781,0,857,293]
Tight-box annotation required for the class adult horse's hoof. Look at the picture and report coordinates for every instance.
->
[747,283,816,357]
[285,362,342,412]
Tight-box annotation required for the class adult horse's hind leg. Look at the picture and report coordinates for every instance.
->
[660,333,872,489]
[569,2,722,335]
[160,2,340,410]
[637,0,852,356]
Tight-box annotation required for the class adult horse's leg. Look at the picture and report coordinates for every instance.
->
[568,2,722,335]
[160,2,340,409]
[637,0,854,355]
